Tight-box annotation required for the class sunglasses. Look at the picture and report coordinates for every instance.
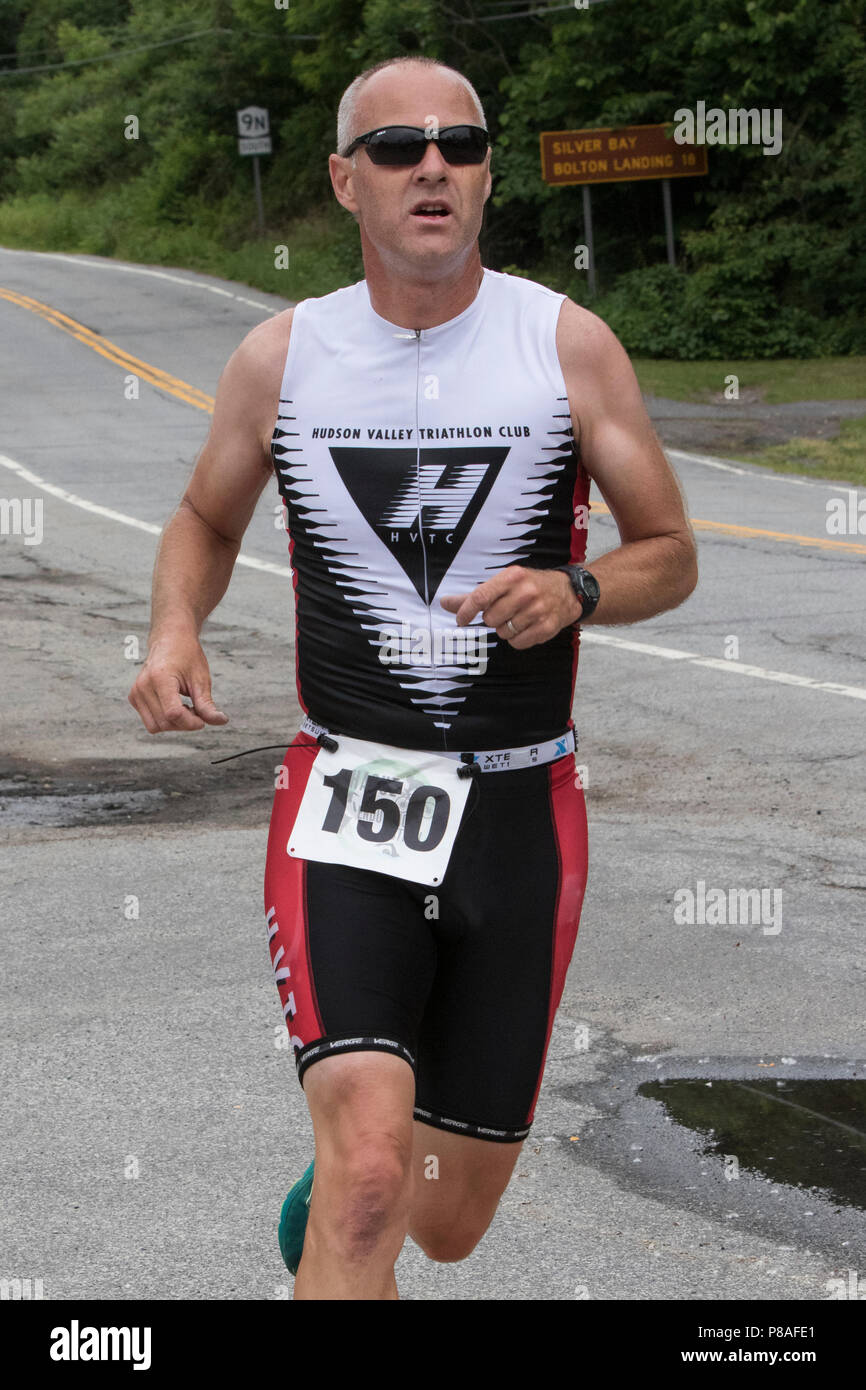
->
[341,124,490,166]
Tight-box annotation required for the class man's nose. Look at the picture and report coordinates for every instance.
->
[413,140,449,177]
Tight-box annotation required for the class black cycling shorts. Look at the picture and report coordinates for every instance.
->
[264,730,588,1142]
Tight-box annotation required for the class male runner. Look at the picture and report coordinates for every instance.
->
[129,55,697,1300]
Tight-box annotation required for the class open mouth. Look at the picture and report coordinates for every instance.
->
[411,204,451,221]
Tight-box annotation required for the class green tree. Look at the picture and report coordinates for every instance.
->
[0,0,862,356]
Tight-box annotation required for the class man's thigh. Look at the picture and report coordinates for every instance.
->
[265,752,436,1082]
[411,1123,523,1210]
[413,755,588,1141]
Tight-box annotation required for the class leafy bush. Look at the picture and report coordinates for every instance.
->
[0,0,863,359]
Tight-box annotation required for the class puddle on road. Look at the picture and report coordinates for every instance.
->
[640,1078,866,1211]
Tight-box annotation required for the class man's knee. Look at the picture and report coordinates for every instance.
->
[304,1052,416,1258]
[309,1135,413,1262]
[332,1142,412,1244]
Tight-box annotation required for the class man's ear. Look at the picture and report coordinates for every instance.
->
[329,152,359,215]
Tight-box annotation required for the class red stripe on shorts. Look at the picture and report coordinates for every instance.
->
[525,761,589,1123]
[264,732,324,1049]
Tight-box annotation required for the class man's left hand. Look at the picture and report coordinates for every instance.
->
[440,566,582,649]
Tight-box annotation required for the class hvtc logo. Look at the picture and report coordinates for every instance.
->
[330,445,510,602]
[380,461,490,533]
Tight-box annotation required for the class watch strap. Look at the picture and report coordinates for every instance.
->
[554,564,600,621]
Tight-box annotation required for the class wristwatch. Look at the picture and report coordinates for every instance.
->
[553,564,600,622]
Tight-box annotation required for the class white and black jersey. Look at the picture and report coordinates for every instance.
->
[270,269,591,752]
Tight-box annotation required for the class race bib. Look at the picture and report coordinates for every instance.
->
[288,735,473,887]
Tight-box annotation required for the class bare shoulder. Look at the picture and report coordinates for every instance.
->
[213,306,295,457]
[227,305,295,388]
[555,297,634,387]
[554,295,653,454]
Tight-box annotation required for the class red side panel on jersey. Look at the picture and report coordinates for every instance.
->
[286,527,307,717]
[566,454,593,714]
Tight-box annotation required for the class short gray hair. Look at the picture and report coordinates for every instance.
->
[336,57,486,156]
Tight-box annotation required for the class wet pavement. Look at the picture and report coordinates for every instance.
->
[641,1077,865,1212]
[562,1043,865,1266]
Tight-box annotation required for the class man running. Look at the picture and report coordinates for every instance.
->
[129,55,697,1300]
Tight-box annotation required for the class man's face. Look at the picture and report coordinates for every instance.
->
[330,66,492,278]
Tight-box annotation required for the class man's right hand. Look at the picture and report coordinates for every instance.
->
[126,308,291,736]
[128,634,228,734]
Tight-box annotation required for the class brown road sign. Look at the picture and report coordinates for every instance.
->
[540,124,707,186]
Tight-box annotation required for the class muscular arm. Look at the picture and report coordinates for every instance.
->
[442,298,697,644]
[129,309,293,732]
[557,297,697,625]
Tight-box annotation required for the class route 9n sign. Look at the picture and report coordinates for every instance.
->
[237,106,271,155]
[237,106,269,138]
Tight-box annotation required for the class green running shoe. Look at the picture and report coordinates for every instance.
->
[278,1160,315,1275]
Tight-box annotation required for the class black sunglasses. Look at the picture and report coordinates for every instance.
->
[341,124,489,166]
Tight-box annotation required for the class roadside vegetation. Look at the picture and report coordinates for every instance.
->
[0,0,863,482]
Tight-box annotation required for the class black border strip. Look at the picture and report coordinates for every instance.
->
[413,1103,531,1144]
[296,1034,416,1085]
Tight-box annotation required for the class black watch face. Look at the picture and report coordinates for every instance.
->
[582,572,600,601]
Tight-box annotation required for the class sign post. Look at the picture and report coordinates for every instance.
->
[237,106,272,236]
[539,123,707,289]
[661,178,675,267]
[581,186,596,297]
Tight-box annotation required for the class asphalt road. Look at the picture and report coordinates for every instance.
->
[1,247,864,1302]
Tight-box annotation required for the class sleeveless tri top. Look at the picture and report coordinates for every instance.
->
[270,268,591,753]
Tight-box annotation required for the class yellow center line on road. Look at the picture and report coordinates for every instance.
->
[3,284,865,556]
[0,286,215,412]
[591,501,866,555]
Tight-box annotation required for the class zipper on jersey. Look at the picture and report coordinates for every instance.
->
[413,326,435,656]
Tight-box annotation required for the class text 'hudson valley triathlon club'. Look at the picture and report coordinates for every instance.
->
[310,424,532,441]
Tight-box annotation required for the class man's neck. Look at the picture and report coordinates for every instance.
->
[363,248,484,330]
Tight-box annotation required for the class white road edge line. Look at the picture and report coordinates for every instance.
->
[668,449,749,476]
[3,450,865,701]
[666,448,848,491]
[581,631,866,700]
[0,246,281,315]
[0,453,290,577]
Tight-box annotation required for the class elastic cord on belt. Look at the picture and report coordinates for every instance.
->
[213,727,574,775]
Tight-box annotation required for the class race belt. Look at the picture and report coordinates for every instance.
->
[299,716,575,773]
[287,721,575,888]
